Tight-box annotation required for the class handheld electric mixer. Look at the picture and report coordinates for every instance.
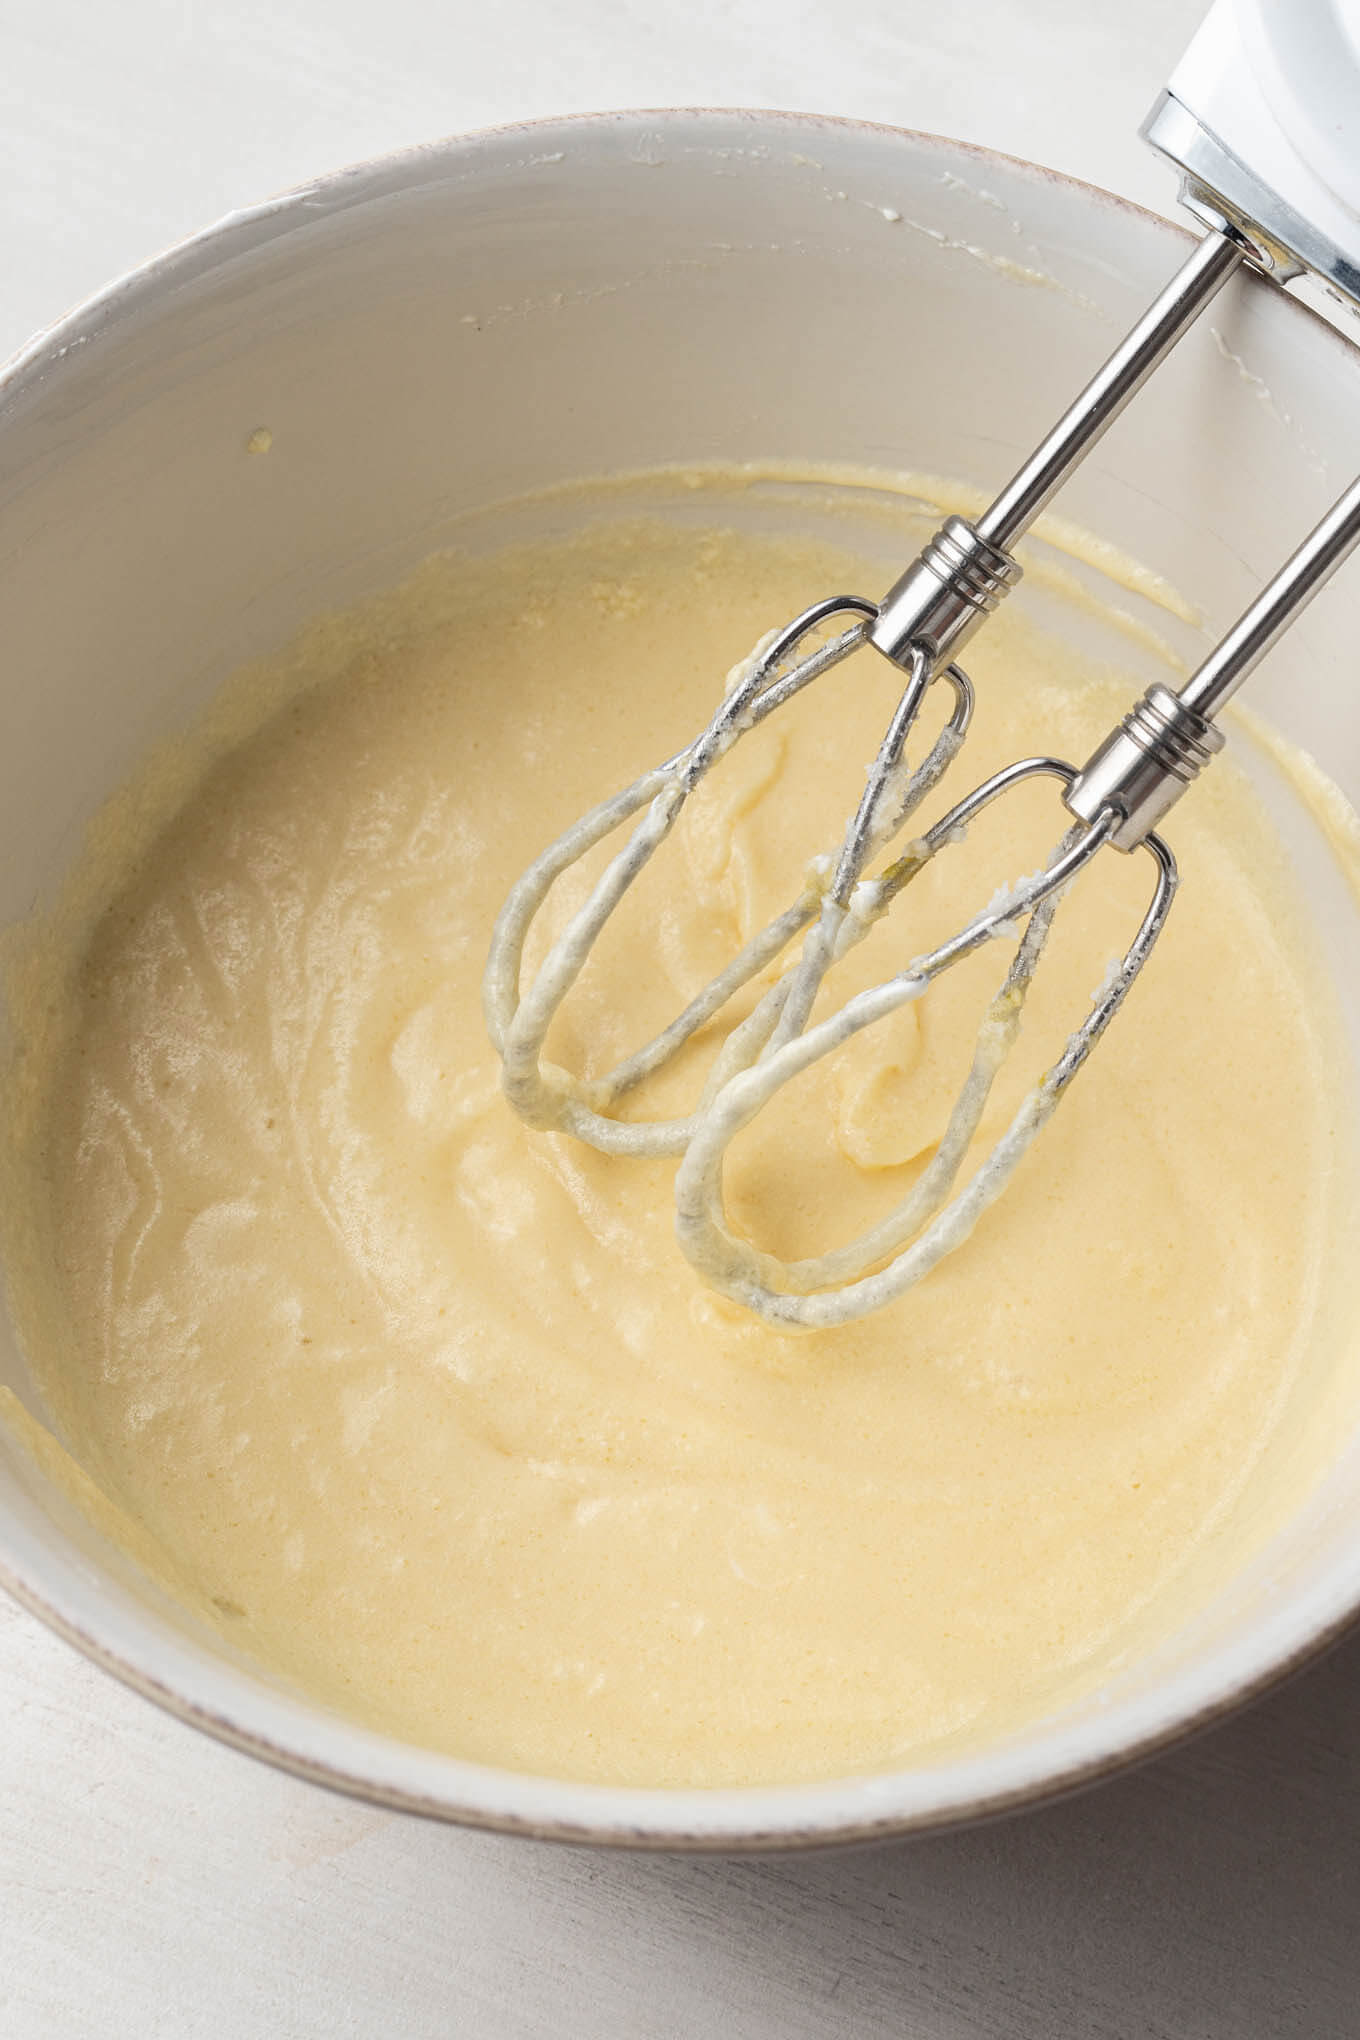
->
[485,0,1360,1326]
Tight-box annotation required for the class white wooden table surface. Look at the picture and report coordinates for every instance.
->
[3,2,1359,2034]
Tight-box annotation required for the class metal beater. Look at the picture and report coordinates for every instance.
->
[485,0,1360,1326]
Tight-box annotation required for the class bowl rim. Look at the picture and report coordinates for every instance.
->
[3,103,1360,1851]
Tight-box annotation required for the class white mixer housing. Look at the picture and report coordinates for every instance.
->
[1147,0,1360,306]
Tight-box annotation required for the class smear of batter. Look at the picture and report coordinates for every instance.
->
[2,484,1358,1788]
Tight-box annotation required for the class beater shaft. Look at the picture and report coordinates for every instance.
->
[869,227,1248,671]
[977,228,1248,553]
[1069,468,1360,847]
[1179,471,1360,718]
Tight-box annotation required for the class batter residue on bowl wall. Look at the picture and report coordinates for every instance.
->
[2,473,1358,1789]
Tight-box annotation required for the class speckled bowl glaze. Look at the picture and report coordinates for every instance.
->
[4,110,1360,1849]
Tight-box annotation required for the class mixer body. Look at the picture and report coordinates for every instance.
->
[1147,0,1360,309]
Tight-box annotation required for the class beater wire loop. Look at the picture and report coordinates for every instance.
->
[673,786,1178,1330]
[482,594,973,1157]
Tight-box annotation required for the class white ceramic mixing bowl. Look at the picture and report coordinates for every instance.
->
[4,110,1360,1848]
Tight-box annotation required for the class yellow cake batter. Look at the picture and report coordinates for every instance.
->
[2,480,1358,1787]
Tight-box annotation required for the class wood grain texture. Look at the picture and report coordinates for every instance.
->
[5,0,1357,2032]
